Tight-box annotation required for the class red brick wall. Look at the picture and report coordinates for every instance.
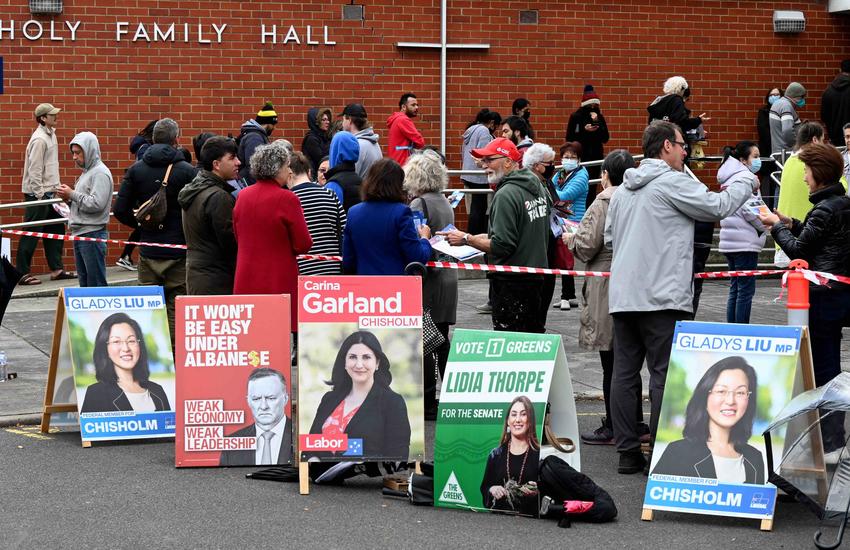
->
[0,0,848,272]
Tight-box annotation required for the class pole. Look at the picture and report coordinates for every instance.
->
[786,259,809,327]
[439,0,447,154]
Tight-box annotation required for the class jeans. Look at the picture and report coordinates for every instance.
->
[73,229,107,287]
[809,288,850,451]
[724,251,758,323]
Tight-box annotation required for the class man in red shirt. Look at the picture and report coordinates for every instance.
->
[386,93,425,166]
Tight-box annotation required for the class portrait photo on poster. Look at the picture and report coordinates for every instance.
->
[479,395,541,516]
[74,311,175,415]
[219,367,293,467]
[298,323,424,461]
[650,351,796,485]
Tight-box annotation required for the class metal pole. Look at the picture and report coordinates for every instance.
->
[439,0,447,154]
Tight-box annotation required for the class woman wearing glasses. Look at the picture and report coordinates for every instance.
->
[651,356,764,484]
[80,312,170,413]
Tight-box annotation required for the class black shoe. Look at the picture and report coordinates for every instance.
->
[580,419,614,445]
[618,450,646,474]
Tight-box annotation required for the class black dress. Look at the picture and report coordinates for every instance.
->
[479,443,540,515]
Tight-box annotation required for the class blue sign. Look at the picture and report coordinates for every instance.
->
[645,478,776,518]
[80,412,176,441]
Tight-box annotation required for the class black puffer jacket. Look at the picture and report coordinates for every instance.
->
[114,144,195,259]
[772,183,850,279]
[177,170,238,295]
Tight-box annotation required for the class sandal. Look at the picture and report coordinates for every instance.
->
[19,274,42,286]
[50,270,77,281]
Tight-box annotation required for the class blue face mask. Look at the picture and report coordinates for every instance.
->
[748,157,762,174]
[797,98,806,108]
[768,95,780,105]
[562,159,579,171]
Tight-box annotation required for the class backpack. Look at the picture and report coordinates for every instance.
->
[537,455,618,527]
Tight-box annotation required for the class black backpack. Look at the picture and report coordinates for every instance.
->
[537,455,618,527]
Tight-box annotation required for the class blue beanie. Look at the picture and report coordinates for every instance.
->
[329,132,360,168]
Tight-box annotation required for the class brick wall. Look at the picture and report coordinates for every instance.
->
[0,0,848,272]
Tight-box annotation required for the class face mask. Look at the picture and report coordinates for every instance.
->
[522,110,531,121]
[797,98,806,108]
[748,157,762,174]
[542,164,555,180]
[768,95,780,105]
[562,159,578,171]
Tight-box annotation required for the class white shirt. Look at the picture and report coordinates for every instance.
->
[712,453,746,484]
[124,390,156,413]
[255,417,288,465]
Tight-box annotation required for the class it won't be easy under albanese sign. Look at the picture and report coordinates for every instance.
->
[0,20,337,45]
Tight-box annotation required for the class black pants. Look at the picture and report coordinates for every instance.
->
[600,350,644,429]
[424,322,451,413]
[463,181,490,236]
[560,275,576,300]
[16,193,65,274]
[691,245,711,316]
[121,227,141,259]
[539,274,556,330]
[611,309,691,452]
[491,275,545,333]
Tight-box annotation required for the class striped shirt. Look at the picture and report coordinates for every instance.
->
[291,182,346,275]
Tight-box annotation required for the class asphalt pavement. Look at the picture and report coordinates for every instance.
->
[0,273,845,548]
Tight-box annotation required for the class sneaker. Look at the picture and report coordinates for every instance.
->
[475,302,492,314]
[581,419,614,445]
[618,450,647,474]
[116,256,137,271]
[824,448,847,464]
[559,299,570,311]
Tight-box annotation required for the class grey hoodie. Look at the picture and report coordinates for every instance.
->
[461,124,493,184]
[604,158,753,313]
[68,132,113,236]
[353,127,383,178]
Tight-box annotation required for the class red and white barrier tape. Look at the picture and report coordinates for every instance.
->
[4,229,849,286]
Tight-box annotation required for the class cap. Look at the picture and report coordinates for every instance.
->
[581,84,600,107]
[339,103,368,118]
[470,137,522,162]
[34,103,61,117]
[785,82,807,99]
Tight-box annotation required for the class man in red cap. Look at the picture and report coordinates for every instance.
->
[441,137,550,332]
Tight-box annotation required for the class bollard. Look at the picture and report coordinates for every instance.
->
[786,259,809,327]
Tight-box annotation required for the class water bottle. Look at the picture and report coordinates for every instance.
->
[0,351,7,383]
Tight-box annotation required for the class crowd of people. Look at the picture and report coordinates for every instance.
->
[15,60,850,472]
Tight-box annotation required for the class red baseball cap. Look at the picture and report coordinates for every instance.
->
[470,137,522,162]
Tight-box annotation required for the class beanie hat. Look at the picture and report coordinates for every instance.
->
[580,85,600,107]
[256,101,278,125]
[785,82,807,100]
[329,131,360,168]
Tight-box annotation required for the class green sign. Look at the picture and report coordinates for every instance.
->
[434,329,579,515]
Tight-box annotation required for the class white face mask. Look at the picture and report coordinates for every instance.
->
[562,158,579,171]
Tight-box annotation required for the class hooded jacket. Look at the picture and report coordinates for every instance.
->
[604,158,753,313]
[353,127,383,179]
[566,105,610,162]
[326,132,362,212]
[647,94,702,132]
[301,107,332,176]
[114,144,195,259]
[769,96,800,154]
[821,73,850,146]
[68,132,113,237]
[386,111,425,166]
[177,170,238,295]
[237,119,270,184]
[717,157,766,254]
[488,167,551,271]
[461,124,493,184]
[772,183,850,279]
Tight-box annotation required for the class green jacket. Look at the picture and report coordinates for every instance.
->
[488,168,551,269]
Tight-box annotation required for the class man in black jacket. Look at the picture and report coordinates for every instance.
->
[178,136,239,295]
[821,59,850,146]
[114,118,195,344]
[237,101,277,185]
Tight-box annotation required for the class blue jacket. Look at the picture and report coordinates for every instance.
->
[552,166,589,222]
[343,201,431,275]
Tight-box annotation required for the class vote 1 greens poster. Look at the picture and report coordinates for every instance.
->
[434,329,578,516]
[644,321,801,521]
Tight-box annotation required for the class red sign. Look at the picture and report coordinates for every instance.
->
[300,433,349,452]
[174,295,291,468]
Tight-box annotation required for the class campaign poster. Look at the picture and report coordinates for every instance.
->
[66,287,176,443]
[297,276,425,463]
[644,321,801,520]
[174,295,291,468]
[434,329,577,516]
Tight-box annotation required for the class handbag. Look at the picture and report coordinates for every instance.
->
[423,308,446,355]
[134,163,174,230]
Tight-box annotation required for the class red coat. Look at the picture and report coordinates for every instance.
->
[233,180,313,331]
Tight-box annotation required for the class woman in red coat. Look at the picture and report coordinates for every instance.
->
[233,141,313,331]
